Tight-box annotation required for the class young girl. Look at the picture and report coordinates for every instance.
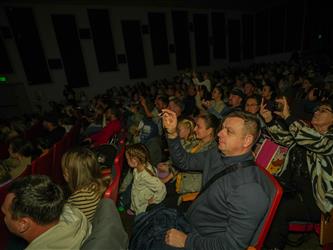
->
[125,143,166,215]
[62,147,106,222]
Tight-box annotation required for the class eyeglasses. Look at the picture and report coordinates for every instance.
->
[245,104,259,107]
[314,107,333,114]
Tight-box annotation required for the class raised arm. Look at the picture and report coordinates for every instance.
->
[161,109,208,171]
[259,97,294,147]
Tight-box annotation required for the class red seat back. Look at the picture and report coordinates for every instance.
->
[24,121,44,141]
[104,145,126,203]
[52,138,67,185]
[67,123,80,148]
[250,167,283,250]
[31,147,54,177]
[0,143,9,160]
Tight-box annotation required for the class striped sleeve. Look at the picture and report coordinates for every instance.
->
[67,188,101,222]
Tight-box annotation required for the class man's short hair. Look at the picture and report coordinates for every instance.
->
[8,175,65,225]
[224,111,260,146]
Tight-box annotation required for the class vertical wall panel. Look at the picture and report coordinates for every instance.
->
[285,0,304,52]
[121,20,147,79]
[228,19,241,62]
[193,13,210,66]
[171,11,191,70]
[255,10,269,56]
[242,14,254,59]
[211,12,226,59]
[6,7,50,84]
[88,9,117,72]
[270,5,285,54]
[52,14,89,87]
[0,37,13,73]
[148,12,169,65]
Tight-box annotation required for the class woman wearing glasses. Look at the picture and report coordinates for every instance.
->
[260,97,333,250]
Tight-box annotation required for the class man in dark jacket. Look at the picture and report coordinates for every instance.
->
[161,110,270,249]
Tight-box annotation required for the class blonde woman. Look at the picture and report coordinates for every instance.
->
[62,147,106,222]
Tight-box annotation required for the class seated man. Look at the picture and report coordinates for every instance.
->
[159,110,270,249]
[1,175,91,250]
[42,114,66,147]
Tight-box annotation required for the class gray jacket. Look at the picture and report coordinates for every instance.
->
[81,199,128,250]
[168,138,270,250]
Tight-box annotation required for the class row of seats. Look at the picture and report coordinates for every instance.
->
[103,135,127,203]
[255,138,333,250]
[0,124,80,250]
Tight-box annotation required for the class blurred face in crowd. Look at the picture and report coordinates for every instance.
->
[194,117,213,142]
[125,153,138,168]
[245,98,260,114]
[262,85,272,100]
[228,94,242,108]
[244,83,255,97]
[212,88,222,101]
[168,100,182,117]
[105,108,115,121]
[177,123,190,140]
[155,97,167,111]
[311,104,333,133]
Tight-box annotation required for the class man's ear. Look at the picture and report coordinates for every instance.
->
[18,217,31,234]
[243,134,254,148]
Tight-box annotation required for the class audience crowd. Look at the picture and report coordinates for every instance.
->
[1,56,333,250]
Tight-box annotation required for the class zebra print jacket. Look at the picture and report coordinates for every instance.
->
[266,117,333,214]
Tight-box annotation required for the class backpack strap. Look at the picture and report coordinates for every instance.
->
[198,160,255,197]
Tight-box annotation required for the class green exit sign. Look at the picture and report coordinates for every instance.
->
[0,76,8,83]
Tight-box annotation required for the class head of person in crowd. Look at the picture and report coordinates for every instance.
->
[186,84,197,97]
[211,84,224,102]
[43,113,60,132]
[165,85,175,97]
[125,143,151,169]
[261,82,276,101]
[217,111,260,157]
[168,97,184,118]
[1,175,65,243]
[243,81,256,97]
[33,137,51,157]
[197,85,211,101]
[174,88,185,100]
[244,95,261,115]
[228,87,245,108]
[154,95,169,112]
[8,138,34,160]
[203,72,209,81]
[295,76,313,98]
[177,118,196,142]
[59,115,75,133]
[311,100,333,134]
[104,105,120,122]
[61,147,104,194]
[194,112,220,144]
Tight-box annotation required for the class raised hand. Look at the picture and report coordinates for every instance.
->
[161,109,178,137]
[274,96,290,120]
[259,98,273,123]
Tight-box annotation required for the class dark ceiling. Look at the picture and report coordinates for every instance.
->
[5,0,288,12]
